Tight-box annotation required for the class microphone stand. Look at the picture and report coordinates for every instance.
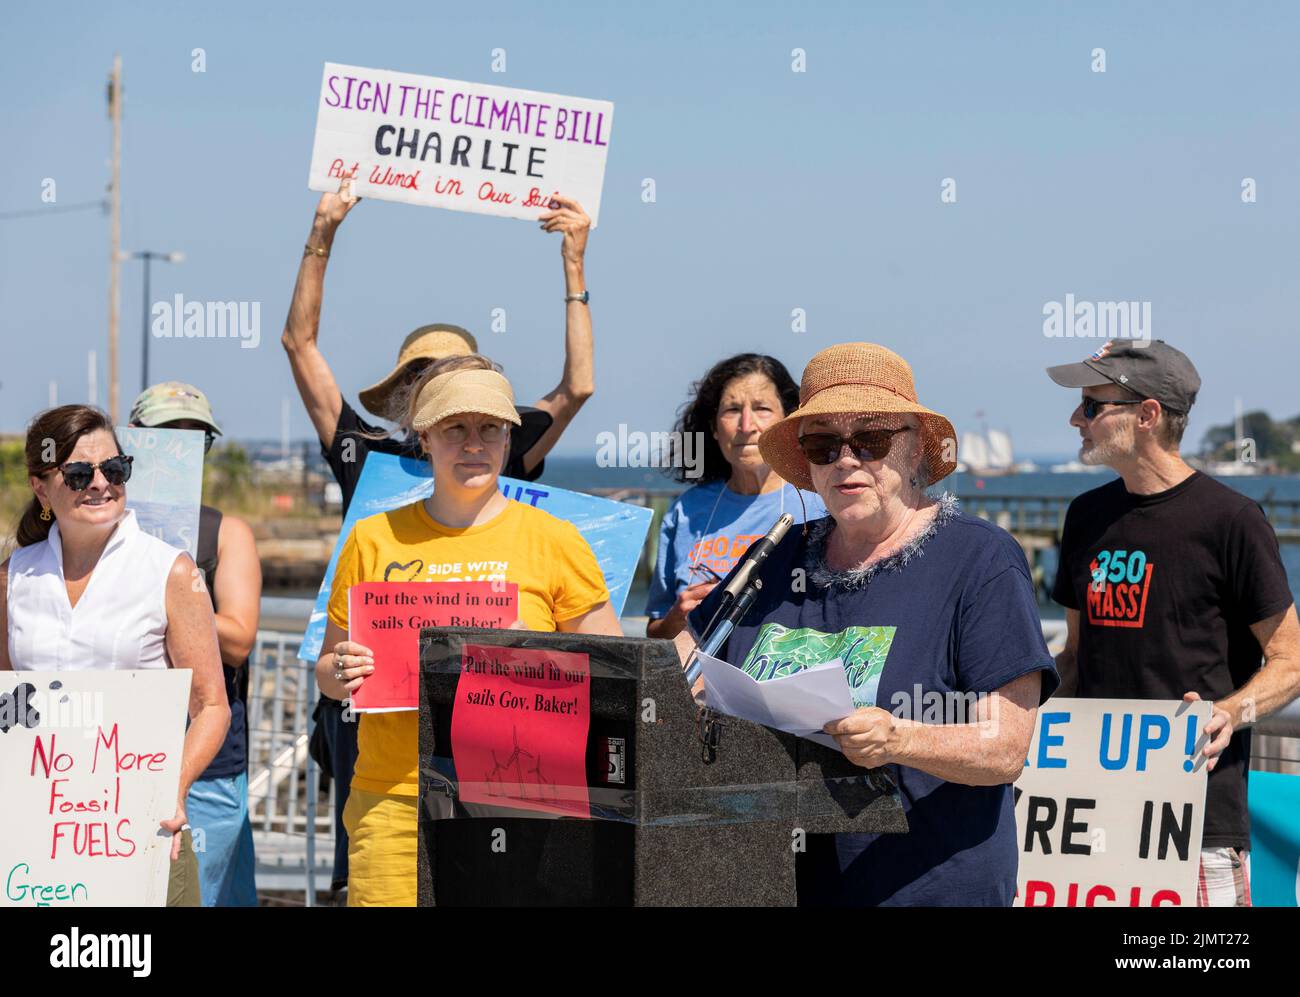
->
[684,513,793,686]
[680,512,900,796]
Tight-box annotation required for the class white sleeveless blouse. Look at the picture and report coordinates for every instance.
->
[7,510,184,671]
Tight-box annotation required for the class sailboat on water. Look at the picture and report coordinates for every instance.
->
[958,419,1033,475]
[1190,397,1263,476]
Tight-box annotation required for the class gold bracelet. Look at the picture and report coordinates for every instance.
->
[304,242,329,258]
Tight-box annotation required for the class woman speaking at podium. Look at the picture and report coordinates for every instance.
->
[315,357,623,907]
[688,344,1060,906]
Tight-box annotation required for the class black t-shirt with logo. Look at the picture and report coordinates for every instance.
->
[1052,471,1293,849]
[324,400,547,515]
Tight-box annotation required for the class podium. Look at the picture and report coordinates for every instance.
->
[418,627,907,906]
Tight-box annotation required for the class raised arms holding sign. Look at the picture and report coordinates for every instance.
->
[280,178,595,482]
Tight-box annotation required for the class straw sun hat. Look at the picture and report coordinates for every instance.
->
[358,324,479,419]
[758,343,958,490]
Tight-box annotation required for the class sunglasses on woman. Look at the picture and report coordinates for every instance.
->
[1081,397,1144,420]
[797,427,911,466]
[52,454,134,491]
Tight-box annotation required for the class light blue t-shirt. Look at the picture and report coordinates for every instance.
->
[645,480,827,619]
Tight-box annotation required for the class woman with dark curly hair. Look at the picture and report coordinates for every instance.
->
[645,354,825,639]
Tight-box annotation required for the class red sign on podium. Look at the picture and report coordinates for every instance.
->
[450,644,591,818]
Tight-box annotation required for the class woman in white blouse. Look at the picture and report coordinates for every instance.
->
[0,405,229,905]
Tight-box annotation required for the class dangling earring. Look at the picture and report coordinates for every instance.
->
[39,505,52,521]
[909,475,919,489]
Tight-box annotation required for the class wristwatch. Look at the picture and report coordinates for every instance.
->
[565,290,589,305]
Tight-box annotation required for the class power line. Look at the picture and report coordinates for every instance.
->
[0,199,108,221]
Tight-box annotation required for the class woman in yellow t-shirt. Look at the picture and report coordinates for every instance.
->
[314,356,623,906]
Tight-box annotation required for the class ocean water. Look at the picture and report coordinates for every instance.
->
[540,457,1300,606]
[540,456,1300,502]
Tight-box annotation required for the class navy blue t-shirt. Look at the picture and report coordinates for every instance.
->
[690,502,1059,906]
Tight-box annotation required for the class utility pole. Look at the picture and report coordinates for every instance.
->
[107,54,122,422]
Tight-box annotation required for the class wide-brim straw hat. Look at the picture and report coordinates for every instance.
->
[759,343,958,491]
[359,324,478,419]
[411,367,522,432]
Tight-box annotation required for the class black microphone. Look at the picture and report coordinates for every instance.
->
[686,513,794,684]
[719,512,795,603]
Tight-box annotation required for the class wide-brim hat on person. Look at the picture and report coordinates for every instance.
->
[758,342,958,491]
[411,367,523,433]
[129,381,222,435]
[358,324,479,419]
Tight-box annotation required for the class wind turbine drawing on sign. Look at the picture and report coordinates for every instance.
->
[485,724,534,797]
[525,753,561,804]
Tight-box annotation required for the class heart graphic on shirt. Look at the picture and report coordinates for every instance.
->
[383,559,425,583]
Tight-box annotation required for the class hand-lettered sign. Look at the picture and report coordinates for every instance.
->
[0,670,191,908]
[348,582,518,712]
[451,645,590,818]
[298,453,653,662]
[1013,698,1211,907]
[118,426,205,558]
[309,63,613,225]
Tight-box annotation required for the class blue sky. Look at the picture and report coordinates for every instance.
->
[2,1,1297,457]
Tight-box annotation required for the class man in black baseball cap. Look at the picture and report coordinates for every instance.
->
[1047,339,1300,906]
[1046,338,1201,442]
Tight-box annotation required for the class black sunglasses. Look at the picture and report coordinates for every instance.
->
[52,454,134,491]
[1081,397,1144,420]
[797,427,911,466]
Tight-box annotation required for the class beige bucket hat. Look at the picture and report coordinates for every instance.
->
[758,342,958,490]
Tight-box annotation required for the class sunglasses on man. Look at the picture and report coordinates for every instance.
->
[797,426,911,466]
[1081,397,1146,420]
[50,454,134,491]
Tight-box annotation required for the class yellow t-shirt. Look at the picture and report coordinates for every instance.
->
[326,498,610,797]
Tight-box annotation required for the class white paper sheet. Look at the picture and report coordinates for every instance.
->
[694,651,856,750]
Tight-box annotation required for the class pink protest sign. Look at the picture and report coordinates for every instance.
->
[450,645,591,818]
[348,582,518,712]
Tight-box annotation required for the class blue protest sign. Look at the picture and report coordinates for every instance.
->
[118,426,205,558]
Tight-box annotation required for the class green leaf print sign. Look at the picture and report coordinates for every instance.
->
[739,624,895,709]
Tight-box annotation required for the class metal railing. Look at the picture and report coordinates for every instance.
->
[246,630,333,905]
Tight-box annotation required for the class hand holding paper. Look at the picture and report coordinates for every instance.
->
[694,651,856,751]
[329,639,375,701]
[822,707,901,769]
